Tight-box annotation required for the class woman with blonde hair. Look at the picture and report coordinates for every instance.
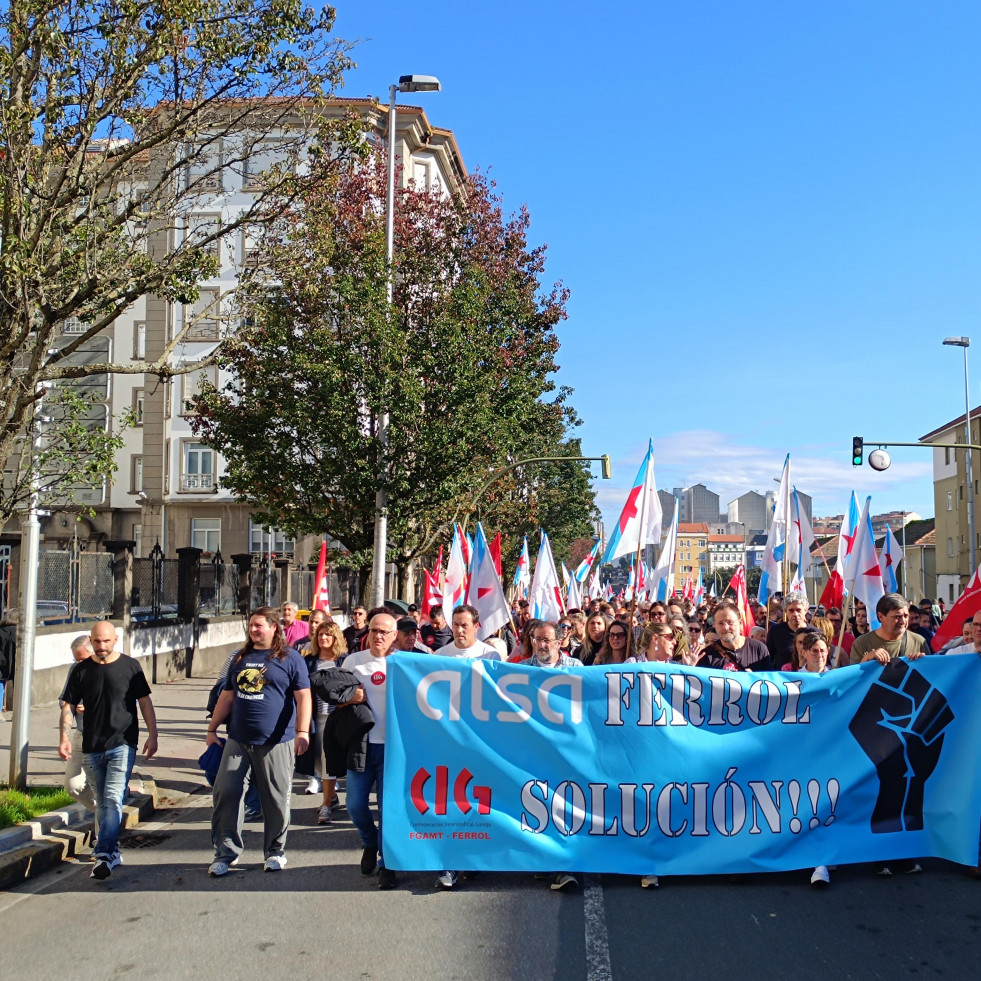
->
[305,621,348,823]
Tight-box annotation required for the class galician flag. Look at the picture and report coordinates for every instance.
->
[844,496,884,628]
[650,499,679,601]
[601,440,662,565]
[574,539,602,583]
[759,454,791,604]
[530,531,564,621]
[470,523,511,640]
[818,491,860,612]
[789,487,816,581]
[588,568,602,600]
[879,525,904,594]
[512,537,531,599]
[311,541,330,612]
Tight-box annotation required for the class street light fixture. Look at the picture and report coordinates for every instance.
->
[943,336,976,574]
[371,74,442,609]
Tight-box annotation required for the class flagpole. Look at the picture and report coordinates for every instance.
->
[836,591,854,665]
[626,539,644,659]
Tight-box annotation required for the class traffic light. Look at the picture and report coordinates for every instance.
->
[600,454,612,479]
[852,436,864,467]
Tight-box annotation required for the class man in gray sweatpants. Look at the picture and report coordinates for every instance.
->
[205,608,311,876]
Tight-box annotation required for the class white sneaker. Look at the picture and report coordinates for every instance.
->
[317,805,332,825]
[640,874,660,889]
[811,865,830,887]
[435,870,458,889]
[264,855,287,872]
[304,778,322,795]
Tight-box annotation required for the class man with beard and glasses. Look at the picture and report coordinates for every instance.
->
[696,601,773,672]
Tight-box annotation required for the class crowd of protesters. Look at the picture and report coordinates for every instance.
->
[180,585,981,895]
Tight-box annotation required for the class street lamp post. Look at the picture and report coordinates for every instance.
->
[943,336,976,575]
[370,74,441,610]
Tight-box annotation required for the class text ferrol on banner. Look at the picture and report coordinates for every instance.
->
[382,654,981,874]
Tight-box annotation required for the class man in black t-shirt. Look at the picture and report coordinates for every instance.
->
[59,621,157,881]
[419,604,453,650]
[342,605,369,653]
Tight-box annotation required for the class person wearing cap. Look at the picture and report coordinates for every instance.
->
[394,617,433,654]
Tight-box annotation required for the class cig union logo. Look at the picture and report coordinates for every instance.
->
[410,765,492,816]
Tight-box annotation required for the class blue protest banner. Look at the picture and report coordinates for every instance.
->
[383,654,981,875]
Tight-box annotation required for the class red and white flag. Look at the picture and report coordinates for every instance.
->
[311,542,330,612]
[445,526,468,615]
[931,568,981,650]
[725,565,755,637]
[470,523,511,639]
[530,531,564,621]
[844,496,884,627]
[819,491,860,611]
[421,570,442,622]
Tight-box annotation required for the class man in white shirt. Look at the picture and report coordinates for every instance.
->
[945,611,981,656]
[432,605,502,891]
[341,611,399,889]
[432,605,504,661]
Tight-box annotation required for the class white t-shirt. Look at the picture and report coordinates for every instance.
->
[945,643,980,656]
[432,640,503,661]
[343,650,394,744]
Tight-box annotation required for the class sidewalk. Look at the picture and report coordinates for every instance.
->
[0,675,217,886]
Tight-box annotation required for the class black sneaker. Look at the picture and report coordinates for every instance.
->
[378,868,398,890]
[91,860,112,880]
[360,846,378,876]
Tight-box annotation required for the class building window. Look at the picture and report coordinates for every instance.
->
[244,142,284,189]
[133,321,146,360]
[182,289,221,340]
[945,446,951,465]
[191,518,221,553]
[132,388,144,426]
[133,523,143,558]
[249,522,295,554]
[187,213,221,261]
[186,140,222,192]
[131,455,143,493]
[948,538,954,557]
[412,159,431,191]
[181,442,215,492]
[179,365,217,416]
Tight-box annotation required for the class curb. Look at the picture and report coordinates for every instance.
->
[0,773,158,891]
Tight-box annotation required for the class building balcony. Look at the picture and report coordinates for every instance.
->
[180,473,215,492]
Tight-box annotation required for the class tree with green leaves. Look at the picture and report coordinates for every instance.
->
[193,149,597,594]
[0,0,352,525]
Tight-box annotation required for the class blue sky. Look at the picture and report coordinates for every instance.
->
[332,1,981,532]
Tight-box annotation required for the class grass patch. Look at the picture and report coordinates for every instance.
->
[0,786,74,830]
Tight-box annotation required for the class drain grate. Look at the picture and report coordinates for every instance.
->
[119,832,172,849]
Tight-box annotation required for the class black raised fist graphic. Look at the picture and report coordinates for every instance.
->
[848,659,954,834]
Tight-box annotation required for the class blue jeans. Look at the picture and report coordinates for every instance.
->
[83,743,136,860]
[347,742,386,868]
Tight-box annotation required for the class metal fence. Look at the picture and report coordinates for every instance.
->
[250,557,281,611]
[199,554,240,618]
[35,544,113,622]
[289,569,314,609]
[131,544,179,621]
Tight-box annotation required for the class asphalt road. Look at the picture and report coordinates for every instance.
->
[1,791,979,981]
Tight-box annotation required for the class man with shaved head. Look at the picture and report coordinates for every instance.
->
[339,610,400,889]
[59,621,157,881]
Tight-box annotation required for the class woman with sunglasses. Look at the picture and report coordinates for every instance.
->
[557,618,583,661]
[593,620,630,666]
[627,623,677,663]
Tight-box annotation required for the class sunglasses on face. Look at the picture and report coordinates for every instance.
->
[609,631,626,639]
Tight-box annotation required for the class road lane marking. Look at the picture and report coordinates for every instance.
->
[584,873,613,981]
